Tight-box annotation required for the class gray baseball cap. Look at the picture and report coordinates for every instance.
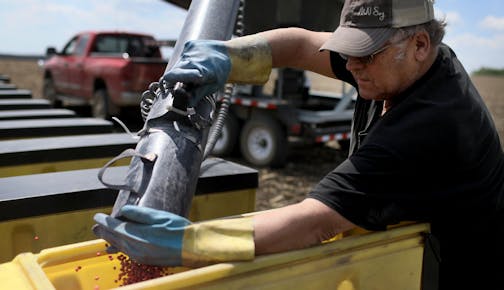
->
[320,0,435,57]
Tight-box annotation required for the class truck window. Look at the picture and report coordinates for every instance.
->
[125,38,143,57]
[92,35,159,57]
[143,37,162,58]
[74,34,90,56]
[61,36,78,55]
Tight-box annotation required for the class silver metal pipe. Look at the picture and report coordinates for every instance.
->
[109,0,240,218]
[166,0,240,72]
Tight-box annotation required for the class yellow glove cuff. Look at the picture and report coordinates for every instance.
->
[226,34,272,84]
[181,216,255,267]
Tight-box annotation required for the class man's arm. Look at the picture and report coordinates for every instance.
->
[93,199,356,266]
[259,27,336,78]
[254,198,356,255]
[161,27,337,103]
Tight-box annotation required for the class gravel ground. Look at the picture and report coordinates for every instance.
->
[227,142,348,211]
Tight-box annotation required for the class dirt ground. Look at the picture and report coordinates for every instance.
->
[1,58,503,211]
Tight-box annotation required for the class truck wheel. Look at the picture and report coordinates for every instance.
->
[211,113,239,157]
[240,115,287,168]
[42,76,60,107]
[92,89,115,119]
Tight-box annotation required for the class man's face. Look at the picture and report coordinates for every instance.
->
[345,36,421,101]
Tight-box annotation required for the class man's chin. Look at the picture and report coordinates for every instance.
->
[357,90,375,100]
[357,89,387,101]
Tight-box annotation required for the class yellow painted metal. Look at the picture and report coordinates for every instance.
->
[0,223,429,290]
[0,189,256,263]
[0,158,131,178]
[0,207,111,264]
[188,189,256,221]
[0,253,55,290]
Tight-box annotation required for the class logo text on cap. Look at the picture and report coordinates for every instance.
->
[355,6,386,21]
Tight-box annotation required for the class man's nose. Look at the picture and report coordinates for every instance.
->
[345,57,365,71]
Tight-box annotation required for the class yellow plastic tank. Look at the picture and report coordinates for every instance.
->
[0,223,430,290]
[0,158,257,263]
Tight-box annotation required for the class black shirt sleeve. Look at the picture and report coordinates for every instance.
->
[309,146,417,231]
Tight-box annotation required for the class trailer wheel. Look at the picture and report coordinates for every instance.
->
[211,113,239,157]
[240,115,287,168]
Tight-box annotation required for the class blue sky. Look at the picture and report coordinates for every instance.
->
[1,0,503,73]
[434,0,504,73]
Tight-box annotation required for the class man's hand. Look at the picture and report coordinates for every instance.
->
[162,40,231,107]
[93,205,255,267]
[93,205,191,266]
[161,34,272,107]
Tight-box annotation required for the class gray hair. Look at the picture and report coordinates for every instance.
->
[391,19,447,46]
[390,19,447,60]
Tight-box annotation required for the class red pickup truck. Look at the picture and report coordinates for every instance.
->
[42,31,167,118]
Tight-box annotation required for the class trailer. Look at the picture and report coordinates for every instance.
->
[211,69,355,167]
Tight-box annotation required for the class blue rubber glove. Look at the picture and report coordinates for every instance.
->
[93,205,255,267]
[162,40,231,107]
[93,205,191,266]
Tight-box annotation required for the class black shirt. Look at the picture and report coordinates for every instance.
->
[308,45,504,289]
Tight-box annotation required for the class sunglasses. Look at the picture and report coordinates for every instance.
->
[339,43,393,65]
[339,34,412,65]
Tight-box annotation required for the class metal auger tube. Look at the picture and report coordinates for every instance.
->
[108,0,241,218]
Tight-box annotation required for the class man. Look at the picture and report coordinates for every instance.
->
[94,0,504,288]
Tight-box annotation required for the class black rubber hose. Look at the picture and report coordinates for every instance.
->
[203,0,245,159]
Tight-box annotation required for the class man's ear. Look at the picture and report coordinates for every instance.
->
[414,31,431,61]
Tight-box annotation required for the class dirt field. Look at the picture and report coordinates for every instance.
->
[1,58,503,211]
[472,75,504,146]
[0,58,44,98]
